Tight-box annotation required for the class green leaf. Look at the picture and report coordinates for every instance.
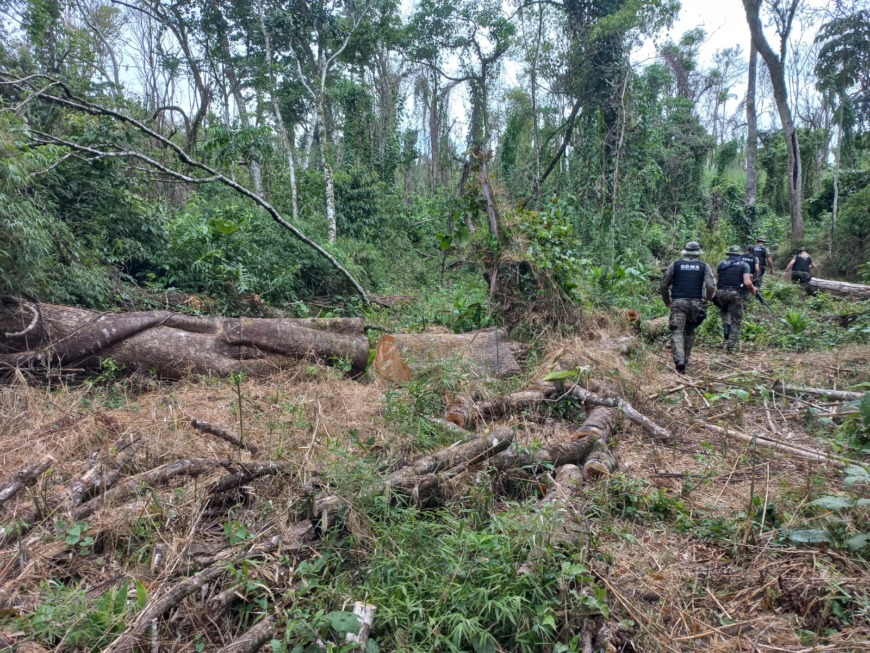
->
[269,640,283,653]
[325,611,360,635]
[543,369,580,381]
[845,533,870,550]
[113,581,129,615]
[540,614,556,629]
[860,392,870,426]
[844,465,870,488]
[810,495,856,510]
[365,640,380,653]
[786,529,832,544]
[135,578,148,608]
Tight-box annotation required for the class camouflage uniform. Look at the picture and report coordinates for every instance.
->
[668,298,707,365]
[714,289,744,353]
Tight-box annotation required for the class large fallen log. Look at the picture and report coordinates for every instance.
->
[577,406,619,481]
[0,300,369,377]
[804,277,870,300]
[772,381,865,403]
[217,614,278,653]
[374,328,521,381]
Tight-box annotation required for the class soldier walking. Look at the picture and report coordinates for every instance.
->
[751,236,774,287]
[783,246,815,285]
[660,241,715,373]
[742,245,761,285]
[714,246,758,353]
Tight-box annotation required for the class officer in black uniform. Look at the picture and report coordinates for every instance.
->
[742,245,761,284]
[714,246,757,353]
[752,237,774,287]
[783,247,815,285]
[660,241,716,373]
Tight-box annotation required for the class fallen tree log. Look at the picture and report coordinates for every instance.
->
[804,278,870,300]
[697,423,847,467]
[542,464,583,504]
[217,613,278,653]
[772,381,865,403]
[0,301,369,378]
[569,386,672,441]
[576,406,619,481]
[104,525,314,653]
[191,418,260,456]
[445,381,559,428]
[373,328,521,381]
[639,316,669,339]
[0,456,55,510]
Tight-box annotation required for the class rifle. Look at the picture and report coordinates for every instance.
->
[754,291,776,314]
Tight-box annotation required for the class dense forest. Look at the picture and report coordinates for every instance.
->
[2,0,870,651]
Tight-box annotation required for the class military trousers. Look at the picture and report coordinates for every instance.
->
[668,299,707,365]
[714,289,745,353]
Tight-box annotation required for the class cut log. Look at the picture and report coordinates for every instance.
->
[445,382,560,427]
[207,461,293,495]
[216,614,278,653]
[542,464,583,504]
[575,406,619,481]
[570,386,672,441]
[392,427,515,480]
[804,278,870,300]
[74,458,229,520]
[191,418,260,456]
[639,316,669,339]
[374,328,521,380]
[0,456,55,509]
[0,301,369,377]
[772,381,864,403]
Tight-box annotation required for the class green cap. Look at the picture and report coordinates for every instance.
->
[727,245,742,255]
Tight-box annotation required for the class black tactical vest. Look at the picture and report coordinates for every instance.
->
[717,258,744,291]
[793,255,812,272]
[753,245,768,267]
[671,259,706,300]
[741,254,757,271]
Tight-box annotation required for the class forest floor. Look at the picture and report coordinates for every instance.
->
[0,283,869,653]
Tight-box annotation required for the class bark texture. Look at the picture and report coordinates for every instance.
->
[804,278,870,300]
[374,328,521,380]
[0,302,369,377]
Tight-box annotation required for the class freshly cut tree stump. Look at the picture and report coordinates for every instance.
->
[374,327,521,380]
[804,278,870,300]
[0,300,369,377]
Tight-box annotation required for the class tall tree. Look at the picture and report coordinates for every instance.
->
[746,41,759,226]
[742,0,804,242]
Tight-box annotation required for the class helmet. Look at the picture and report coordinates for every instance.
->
[682,241,703,256]
[727,245,742,255]
[756,236,768,243]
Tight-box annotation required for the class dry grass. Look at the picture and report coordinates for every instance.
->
[0,325,869,652]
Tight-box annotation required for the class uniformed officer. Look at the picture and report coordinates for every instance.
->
[752,237,774,287]
[714,246,758,353]
[660,241,716,373]
[742,245,761,284]
[783,247,815,285]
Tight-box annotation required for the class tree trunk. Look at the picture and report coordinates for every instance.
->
[258,0,299,221]
[373,328,521,381]
[742,0,803,242]
[318,94,337,243]
[803,278,870,300]
[771,380,865,402]
[831,92,845,254]
[745,41,758,224]
[0,302,370,378]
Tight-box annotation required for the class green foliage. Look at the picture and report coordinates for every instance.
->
[7,579,147,651]
[354,505,607,653]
